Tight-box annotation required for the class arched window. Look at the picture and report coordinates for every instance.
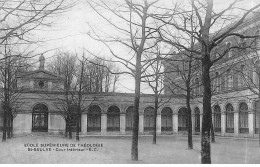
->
[32,104,48,132]
[239,102,249,133]
[107,106,120,131]
[87,105,101,132]
[144,107,155,131]
[255,100,260,134]
[213,72,220,93]
[213,105,221,132]
[161,107,173,131]
[178,107,188,131]
[226,103,234,133]
[194,107,200,132]
[126,106,134,131]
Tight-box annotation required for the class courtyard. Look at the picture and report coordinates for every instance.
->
[0,134,259,164]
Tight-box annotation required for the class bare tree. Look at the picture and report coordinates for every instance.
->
[154,0,260,163]
[86,0,159,160]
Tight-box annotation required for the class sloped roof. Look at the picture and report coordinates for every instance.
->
[17,69,64,81]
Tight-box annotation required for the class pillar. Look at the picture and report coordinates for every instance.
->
[81,113,88,135]
[221,111,226,136]
[173,114,178,133]
[101,113,107,134]
[156,114,161,134]
[30,80,34,90]
[192,114,195,134]
[200,113,203,132]
[120,113,126,134]
[139,114,144,133]
[248,111,254,137]
[48,81,52,91]
[234,112,239,137]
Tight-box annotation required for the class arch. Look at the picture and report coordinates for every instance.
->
[178,107,188,131]
[254,100,260,134]
[144,106,155,131]
[126,106,134,131]
[87,105,101,132]
[107,105,120,131]
[161,107,173,132]
[194,107,200,132]
[213,105,221,132]
[239,102,249,133]
[32,103,48,132]
[226,103,234,133]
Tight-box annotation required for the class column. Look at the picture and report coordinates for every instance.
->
[81,113,88,135]
[156,114,161,134]
[173,114,178,133]
[234,111,239,137]
[192,114,195,134]
[120,113,126,134]
[139,114,144,133]
[200,113,203,132]
[101,113,107,134]
[248,110,254,137]
[221,111,226,136]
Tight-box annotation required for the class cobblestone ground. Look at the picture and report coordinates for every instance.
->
[0,134,259,164]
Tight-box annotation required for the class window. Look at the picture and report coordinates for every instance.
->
[38,81,44,88]
[194,78,200,96]
[226,103,234,133]
[144,107,155,131]
[161,107,173,132]
[32,104,48,132]
[226,42,232,58]
[126,106,134,131]
[107,106,120,131]
[194,107,200,132]
[239,102,248,133]
[213,72,220,93]
[238,65,246,88]
[213,105,221,132]
[225,69,233,90]
[178,107,188,131]
[87,105,101,132]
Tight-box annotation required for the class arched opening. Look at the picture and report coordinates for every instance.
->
[255,100,260,134]
[66,105,81,132]
[126,106,134,131]
[226,103,234,133]
[161,107,173,132]
[32,104,48,132]
[194,107,200,132]
[87,105,101,132]
[107,106,120,131]
[239,102,248,133]
[144,107,155,131]
[178,107,188,131]
[213,105,221,132]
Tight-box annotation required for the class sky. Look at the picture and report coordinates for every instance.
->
[31,0,259,94]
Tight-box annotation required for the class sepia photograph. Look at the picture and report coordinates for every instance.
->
[1,0,260,164]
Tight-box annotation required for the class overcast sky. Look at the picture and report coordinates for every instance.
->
[32,0,259,94]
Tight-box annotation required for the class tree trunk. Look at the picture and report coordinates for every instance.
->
[7,112,11,139]
[186,95,193,149]
[153,95,158,144]
[76,112,80,141]
[201,61,212,164]
[2,111,7,142]
[131,54,142,161]
[11,115,13,138]
[68,118,72,139]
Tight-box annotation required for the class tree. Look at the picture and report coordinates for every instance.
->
[155,0,260,163]
[86,0,159,160]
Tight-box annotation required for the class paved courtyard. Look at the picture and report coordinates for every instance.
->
[0,134,260,164]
